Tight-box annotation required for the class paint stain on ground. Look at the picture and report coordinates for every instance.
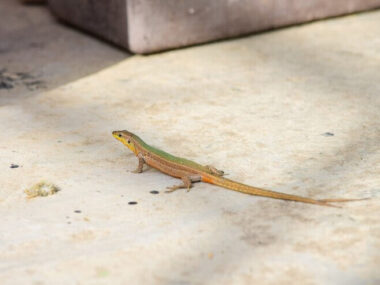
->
[24,181,60,199]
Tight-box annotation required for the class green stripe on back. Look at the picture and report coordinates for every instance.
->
[133,134,209,172]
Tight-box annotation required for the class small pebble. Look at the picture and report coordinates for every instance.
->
[150,190,159,194]
[74,210,82,213]
[10,164,19,168]
[128,201,138,205]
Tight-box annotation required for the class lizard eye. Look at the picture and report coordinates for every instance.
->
[118,134,122,138]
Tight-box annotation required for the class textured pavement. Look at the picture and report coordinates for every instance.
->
[1,2,379,284]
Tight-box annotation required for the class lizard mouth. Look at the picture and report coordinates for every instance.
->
[112,132,123,142]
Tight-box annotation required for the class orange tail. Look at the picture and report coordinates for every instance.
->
[201,174,365,207]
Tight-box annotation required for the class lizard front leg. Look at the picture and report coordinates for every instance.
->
[132,153,145,173]
[166,175,201,193]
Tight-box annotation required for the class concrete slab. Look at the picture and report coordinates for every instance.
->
[48,0,380,53]
[1,6,380,285]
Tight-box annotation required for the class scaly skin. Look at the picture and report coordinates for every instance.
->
[112,130,364,207]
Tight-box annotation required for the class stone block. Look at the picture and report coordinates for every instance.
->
[48,0,380,53]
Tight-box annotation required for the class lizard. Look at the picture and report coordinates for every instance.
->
[112,130,364,207]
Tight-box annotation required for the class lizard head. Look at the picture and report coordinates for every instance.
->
[112,130,138,154]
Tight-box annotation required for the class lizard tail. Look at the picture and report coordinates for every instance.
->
[201,174,363,207]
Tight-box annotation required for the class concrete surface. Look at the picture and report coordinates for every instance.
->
[1,2,380,285]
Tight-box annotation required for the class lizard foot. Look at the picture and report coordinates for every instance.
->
[165,176,194,193]
[165,185,184,193]
[165,184,192,193]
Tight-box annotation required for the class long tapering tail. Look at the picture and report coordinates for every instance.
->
[201,174,363,207]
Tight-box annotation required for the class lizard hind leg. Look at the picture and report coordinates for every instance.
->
[165,175,201,193]
[205,165,224,176]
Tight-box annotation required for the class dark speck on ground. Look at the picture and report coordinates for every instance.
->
[322,132,334,137]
